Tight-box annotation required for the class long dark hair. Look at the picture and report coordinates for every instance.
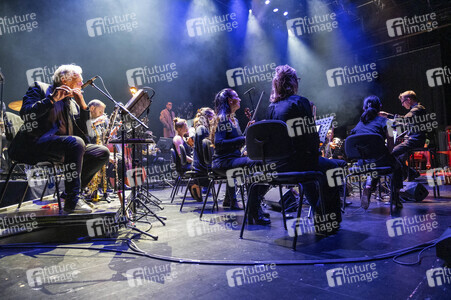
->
[360,95,382,124]
[270,65,299,103]
[210,88,235,143]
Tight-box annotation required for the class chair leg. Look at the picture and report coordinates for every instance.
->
[279,185,287,230]
[17,183,30,209]
[39,179,49,202]
[239,184,246,211]
[52,164,62,212]
[240,183,255,239]
[389,175,395,216]
[342,175,349,213]
[293,186,305,251]
[171,177,180,203]
[180,178,192,211]
[200,180,215,219]
[0,162,18,207]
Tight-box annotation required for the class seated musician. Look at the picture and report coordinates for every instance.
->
[173,117,193,172]
[211,89,270,224]
[350,95,403,209]
[8,64,110,213]
[266,65,342,231]
[87,99,107,144]
[379,90,427,180]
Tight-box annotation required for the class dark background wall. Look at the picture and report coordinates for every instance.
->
[0,0,449,139]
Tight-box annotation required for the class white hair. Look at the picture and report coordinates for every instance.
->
[52,64,82,86]
[88,99,106,108]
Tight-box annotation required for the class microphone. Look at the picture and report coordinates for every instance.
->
[243,87,255,95]
[81,76,98,89]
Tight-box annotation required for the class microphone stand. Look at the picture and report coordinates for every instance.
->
[87,81,158,240]
[0,74,4,173]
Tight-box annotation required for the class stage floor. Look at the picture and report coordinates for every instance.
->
[0,178,450,299]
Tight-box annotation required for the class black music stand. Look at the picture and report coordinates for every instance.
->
[88,82,159,240]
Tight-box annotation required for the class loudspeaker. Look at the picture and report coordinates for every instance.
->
[399,182,429,202]
[436,227,451,265]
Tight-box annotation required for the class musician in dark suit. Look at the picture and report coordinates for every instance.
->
[266,65,342,231]
[379,90,427,180]
[8,64,109,213]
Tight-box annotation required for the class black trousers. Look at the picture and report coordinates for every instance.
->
[34,135,110,200]
[213,156,268,210]
[392,139,424,180]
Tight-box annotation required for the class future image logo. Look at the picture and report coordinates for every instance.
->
[426,66,451,87]
[386,13,438,37]
[226,63,276,87]
[0,13,38,36]
[25,65,58,86]
[126,63,178,87]
[385,214,438,238]
[326,263,378,287]
[86,13,138,37]
[186,13,238,37]
[226,264,278,287]
[286,13,338,37]
[326,63,378,87]
[426,267,451,287]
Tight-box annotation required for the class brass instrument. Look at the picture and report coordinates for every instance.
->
[87,123,102,201]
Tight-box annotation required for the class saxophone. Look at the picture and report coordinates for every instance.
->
[87,123,102,201]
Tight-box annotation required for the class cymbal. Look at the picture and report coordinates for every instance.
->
[8,100,23,111]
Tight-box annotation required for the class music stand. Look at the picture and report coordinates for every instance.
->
[316,116,334,144]
[88,82,159,240]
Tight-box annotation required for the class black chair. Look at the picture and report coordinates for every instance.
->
[343,133,399,215]
[178,145,213,212]
[0,160,63,211]
[239,120,324,250]
[170,147,188,203]
[198,138,238,219]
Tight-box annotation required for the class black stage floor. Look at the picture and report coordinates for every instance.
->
[0,178,450,299]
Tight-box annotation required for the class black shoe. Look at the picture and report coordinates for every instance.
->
[248,213,271,225]
[248,206,271,225]
[345,200,352,207]
[64,196,93,214]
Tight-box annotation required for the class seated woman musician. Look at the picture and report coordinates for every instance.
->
[173,117,193,172]
[192,107,215,175]
[350,95,403,209]
[266,64,343,230]
[211,88,270,224]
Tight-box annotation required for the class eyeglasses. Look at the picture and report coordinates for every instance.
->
[400,98,409,104]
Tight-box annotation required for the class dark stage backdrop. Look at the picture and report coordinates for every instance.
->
[0,0,449,138]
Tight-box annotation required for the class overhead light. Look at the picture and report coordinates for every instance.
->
[265,0,270,4]
[283,11,288,16]
[273,8,278,12]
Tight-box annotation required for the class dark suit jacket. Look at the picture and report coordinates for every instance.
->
[267,95,320,171]
[8,82,90,163]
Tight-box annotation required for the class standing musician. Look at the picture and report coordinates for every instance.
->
[266,65,342,231]
[211,89,270,224]
[8,64,110,213]
[379,90,427,180]
[160,102,176,138]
